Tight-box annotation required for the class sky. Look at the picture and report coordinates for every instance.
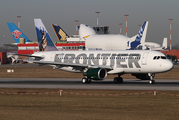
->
[0,0,179,47]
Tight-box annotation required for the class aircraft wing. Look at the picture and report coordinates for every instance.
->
[3,43,18,47]
[23,60,113,70]
[15,54,44,59]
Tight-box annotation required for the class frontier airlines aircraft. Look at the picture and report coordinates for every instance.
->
[22,19,173,84]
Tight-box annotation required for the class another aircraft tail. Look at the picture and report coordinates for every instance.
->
[130,21,148,49]
[162,38,167,49]
[52,24,69,42]
[34,19,58,51]
[7,23,31,43]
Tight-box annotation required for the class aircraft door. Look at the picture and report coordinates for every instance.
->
[50,53,56,61]
[142,52,149,65]
[102,56,108,65]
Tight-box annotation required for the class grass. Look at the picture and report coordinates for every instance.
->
[0,66,178,79]
[0,88,178,120]
[0,65,178,119]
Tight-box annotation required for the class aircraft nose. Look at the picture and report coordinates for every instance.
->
[165,60,174,71]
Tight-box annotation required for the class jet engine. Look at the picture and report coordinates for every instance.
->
[83,68,107,80]
[131,73,155,80]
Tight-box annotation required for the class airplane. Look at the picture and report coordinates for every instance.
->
[7,23,32,44]
[79,21,167,50]
[51,24,85,43]
[51,24,69,42]
[19,19,173,85]
[138,38,167,50]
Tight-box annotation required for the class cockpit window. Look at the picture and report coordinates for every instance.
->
[153,56,157,60]
[153,56,167,60]
[161,56,166,59]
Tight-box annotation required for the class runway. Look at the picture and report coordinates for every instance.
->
[0,78,178,90]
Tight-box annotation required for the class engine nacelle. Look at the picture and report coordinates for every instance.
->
[83,68,107,80]
[131,73,155,80]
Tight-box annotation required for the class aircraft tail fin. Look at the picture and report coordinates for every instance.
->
[162,38,167,49]
[7,23,31,43]
[140,21,148,43]
[130,21,148,49]
[34,19,58,51]
[52,24,69,42]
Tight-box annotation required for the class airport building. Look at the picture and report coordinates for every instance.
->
[93,26,109,34]
[161,49,179,63]
[17,42,85,54]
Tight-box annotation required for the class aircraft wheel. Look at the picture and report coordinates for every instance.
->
[114,77,118,83]
[82,77,88,84]
[149,80,155,84]
[88,79,91,83]
[119,77,123,83]
[114,77,123,84]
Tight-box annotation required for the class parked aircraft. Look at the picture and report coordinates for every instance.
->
[21,19,173,84]
[138,38,167,50]
[79,22,167,50]
[52,24,84,43]
[51,24,69,42]
[7,23,32,44]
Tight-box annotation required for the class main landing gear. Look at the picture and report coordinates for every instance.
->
[114,77,123,83]
[113,74,123,84]
[82,77,91,84]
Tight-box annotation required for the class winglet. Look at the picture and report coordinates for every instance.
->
[34,19,58,51]
[52,24,69,42]
[7,23,31,43]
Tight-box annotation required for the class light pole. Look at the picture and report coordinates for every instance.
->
[169,19,173,50]
[17,16,21,29]
[124,15,129,36]
[119,23,123,35]
[75,20,79,35]
[95,12,100,27]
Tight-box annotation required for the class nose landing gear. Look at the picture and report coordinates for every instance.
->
[148,73,155,84]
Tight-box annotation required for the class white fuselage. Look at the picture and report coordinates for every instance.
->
[86,34,131,50]
[33,50,173,74]
[85,34,163,50]
[79,23,165,50]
